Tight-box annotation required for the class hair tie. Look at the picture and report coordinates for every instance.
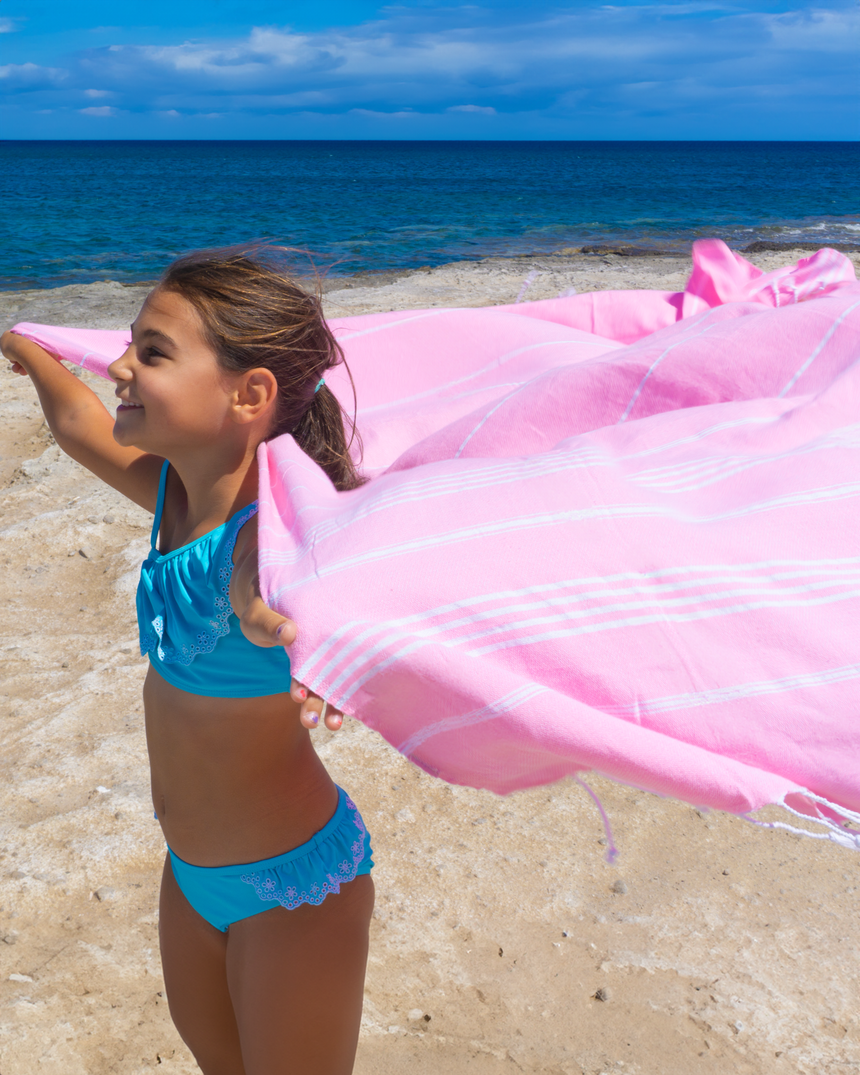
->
[314,377,325,394]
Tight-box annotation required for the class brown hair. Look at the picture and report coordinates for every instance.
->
[158,246,365,491]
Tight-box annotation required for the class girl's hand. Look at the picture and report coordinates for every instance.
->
[2,329,62,374]
[2,329,40,374]
[232,516,344,731]
[237,595,344,732]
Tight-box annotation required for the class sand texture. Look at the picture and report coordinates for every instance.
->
[1,251,858,1075]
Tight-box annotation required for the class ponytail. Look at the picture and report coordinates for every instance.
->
[290,383,366,492]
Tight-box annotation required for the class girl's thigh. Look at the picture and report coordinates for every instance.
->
[226,874,375,1075]
[158,855,246,1075]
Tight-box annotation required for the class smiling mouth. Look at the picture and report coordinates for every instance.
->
[117,402,143,412]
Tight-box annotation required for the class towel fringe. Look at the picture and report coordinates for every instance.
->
[743,791,860,851]
[574,777,860,858]
[573,775,619,864]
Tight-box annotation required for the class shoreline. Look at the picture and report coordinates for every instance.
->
[2,239,859,297]
[3,244,858,330]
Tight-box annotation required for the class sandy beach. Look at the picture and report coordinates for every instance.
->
[1,248,858,1075]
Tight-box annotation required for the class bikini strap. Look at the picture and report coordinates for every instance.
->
[150,459,170,550]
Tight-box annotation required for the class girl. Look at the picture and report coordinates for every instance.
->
[1,248,374,1075]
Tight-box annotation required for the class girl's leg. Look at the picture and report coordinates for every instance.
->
[226,874,375,1075]
[158,855,246,1075]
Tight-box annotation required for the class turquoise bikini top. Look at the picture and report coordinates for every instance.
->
[137,461,292,698]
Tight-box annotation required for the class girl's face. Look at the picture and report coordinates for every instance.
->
[109,288,241,456]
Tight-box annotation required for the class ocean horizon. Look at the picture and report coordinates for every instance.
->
[1,139,858,290]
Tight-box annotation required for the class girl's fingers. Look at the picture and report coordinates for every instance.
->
[245,604,337,727]
[321,705,344,731]
[290,678,309,705]
[302,699,344,731]
[238,596,297,648]
[290,679,343,730]
[274,616,297,647]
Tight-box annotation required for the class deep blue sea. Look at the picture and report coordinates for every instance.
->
[1,141,858,290]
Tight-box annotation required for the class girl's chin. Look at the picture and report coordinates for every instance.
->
[112,423,146,449]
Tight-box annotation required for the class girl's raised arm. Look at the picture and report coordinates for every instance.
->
[1,330,163,512]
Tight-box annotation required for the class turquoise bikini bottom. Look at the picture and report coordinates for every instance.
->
[167,787,374,932]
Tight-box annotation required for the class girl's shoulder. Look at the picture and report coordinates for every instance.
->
[97,451,167,516]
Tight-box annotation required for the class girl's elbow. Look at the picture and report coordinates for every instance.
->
[51,405,112,455]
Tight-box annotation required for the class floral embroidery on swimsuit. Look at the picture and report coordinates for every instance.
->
[239,798,369,910]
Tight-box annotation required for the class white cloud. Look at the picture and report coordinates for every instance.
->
[0,61,66,88]
[79,105,119,117]
[348,107,425,119]
[6,2,859,133]
[766,6,859,50]
[448,104,497,114]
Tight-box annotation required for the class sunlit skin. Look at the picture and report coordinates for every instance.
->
[1,292,373,1075]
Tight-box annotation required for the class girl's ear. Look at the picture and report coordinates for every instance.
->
[233,368,278,425]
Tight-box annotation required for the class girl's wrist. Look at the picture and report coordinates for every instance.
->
[1,329,23,359]
[3,330,31,362]
[3,331,66,375]
[2,333,29,375]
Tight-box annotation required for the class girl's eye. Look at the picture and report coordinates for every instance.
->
[140,347,163,364]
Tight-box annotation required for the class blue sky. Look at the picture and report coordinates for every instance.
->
[1,1,857,139]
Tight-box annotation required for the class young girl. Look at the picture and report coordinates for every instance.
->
[1,249,374,1075]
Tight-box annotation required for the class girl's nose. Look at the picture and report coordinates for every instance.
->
[108,344,135,383]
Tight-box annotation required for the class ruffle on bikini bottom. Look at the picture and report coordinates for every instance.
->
[239,793,373,911]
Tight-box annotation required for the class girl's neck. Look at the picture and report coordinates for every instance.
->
[166,444,260,535]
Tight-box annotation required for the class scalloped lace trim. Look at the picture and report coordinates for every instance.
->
[139,503,258,666]
[239,798,369,910]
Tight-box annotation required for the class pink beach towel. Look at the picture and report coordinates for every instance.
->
[14,241,860,848]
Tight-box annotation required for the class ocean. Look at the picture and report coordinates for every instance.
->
[1,140,858,290]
